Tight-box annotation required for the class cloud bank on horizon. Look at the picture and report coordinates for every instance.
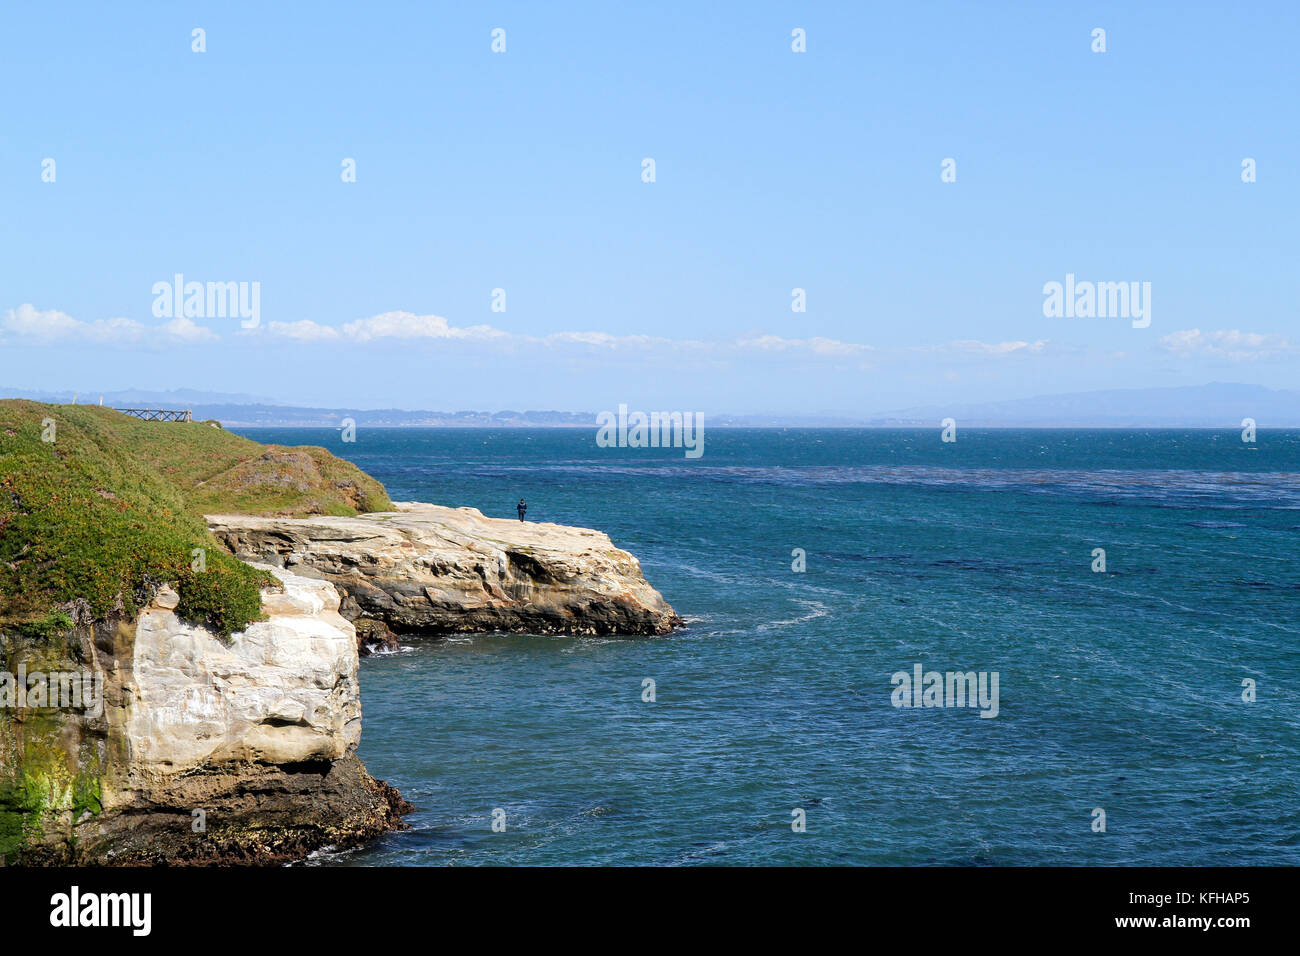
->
[3,300,1296,413]
[5,303,1055,359]
[4,303,1292,363]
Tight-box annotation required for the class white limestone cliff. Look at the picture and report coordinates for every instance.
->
[128,568,361,774]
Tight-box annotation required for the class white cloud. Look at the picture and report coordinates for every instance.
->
[340,311,507,343]
[735,334,873,356]
[244,311,1061,365]
[545,330,672,349]
[261,319,342,342]
[246,310,508,344]
[932,339,1048,356]
[159,316,220,343]
[0,304,1068,371]
[735,335,1048,360]
[1,304,217,346]
[1159,328,1295,361]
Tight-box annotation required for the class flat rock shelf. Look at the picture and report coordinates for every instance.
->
[208,502,683,654]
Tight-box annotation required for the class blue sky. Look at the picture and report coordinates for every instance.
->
[2,1,1297,413]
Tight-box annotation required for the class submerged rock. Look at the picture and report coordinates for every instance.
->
[208,502,683,652]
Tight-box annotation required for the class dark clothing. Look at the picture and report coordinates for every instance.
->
[517,501,526,522]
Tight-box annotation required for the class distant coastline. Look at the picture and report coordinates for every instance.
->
[3,382,1300,428]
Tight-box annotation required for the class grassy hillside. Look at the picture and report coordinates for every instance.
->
[0,401,393,637]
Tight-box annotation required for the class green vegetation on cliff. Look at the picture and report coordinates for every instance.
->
[0,400,393,637]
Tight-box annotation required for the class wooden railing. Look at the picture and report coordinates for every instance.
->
[114,408,194,422]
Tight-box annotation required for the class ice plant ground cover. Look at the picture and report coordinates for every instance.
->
[0,400,391,638]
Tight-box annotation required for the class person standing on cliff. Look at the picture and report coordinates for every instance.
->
[517,498,527,522]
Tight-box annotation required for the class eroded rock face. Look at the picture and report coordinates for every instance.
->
[1,567,409,865]
[128,566,362,773]
[208,502,683,652]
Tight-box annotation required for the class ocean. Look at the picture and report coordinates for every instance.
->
[230,427,1300,866]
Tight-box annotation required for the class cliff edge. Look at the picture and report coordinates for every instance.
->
[0,401,408,865]
[209,502,683,653]
[2,565,408,865]
[1,401,676,864]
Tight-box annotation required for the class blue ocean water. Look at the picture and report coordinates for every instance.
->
[233,427,1300,866]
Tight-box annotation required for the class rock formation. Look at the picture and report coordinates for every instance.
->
[1,567,409,865]
[1,404,678,866]
[208,502,683,654]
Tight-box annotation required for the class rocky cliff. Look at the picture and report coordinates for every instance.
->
[1,567,408,865]
[208,502,683,654]
[1,403,679,865]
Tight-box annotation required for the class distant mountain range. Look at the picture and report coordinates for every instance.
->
[2,383,1297,427]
